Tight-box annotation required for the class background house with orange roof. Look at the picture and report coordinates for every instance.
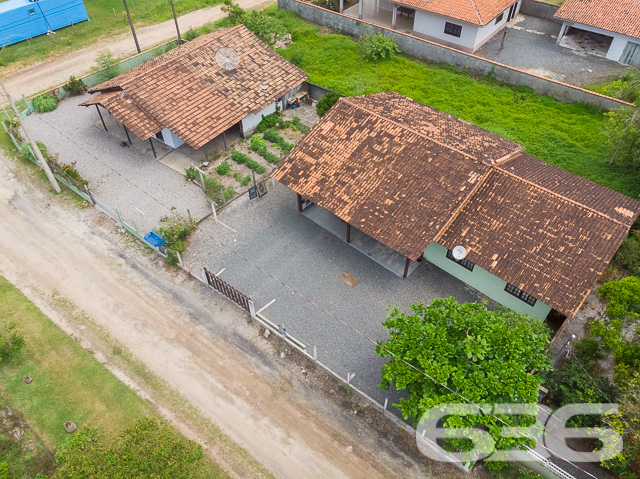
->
[554,0,640,66]
[272,92,640,321]
[345,0,521,53]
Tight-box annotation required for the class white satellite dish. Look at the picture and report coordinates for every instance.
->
[452,245,467,260]
[215,47,240,70]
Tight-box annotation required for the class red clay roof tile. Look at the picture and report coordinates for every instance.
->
[554,0,640,39]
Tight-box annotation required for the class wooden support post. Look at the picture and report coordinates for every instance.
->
[403,257,410,279]
[149,138,157,158]
[346,223,351,243]
[222,131,227,151]
[96,105,108,131]
[296,193,303,213]
[123,124,132,144]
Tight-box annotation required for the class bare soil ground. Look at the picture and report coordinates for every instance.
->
[0,154,486,478]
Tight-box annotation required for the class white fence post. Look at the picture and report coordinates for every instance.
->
[176,250,183,267]
[201,268,208,285]
[248,299,256,319]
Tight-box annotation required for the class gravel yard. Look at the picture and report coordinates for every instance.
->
[22,93,210,233]
[183,184,484,407]
[476,15,626,86]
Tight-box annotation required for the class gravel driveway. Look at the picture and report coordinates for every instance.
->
[476,15,627,87]
[23,94,210,233]
[183,184,484,407]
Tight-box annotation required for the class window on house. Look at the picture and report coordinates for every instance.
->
[444,22,462,38]
[28,8,35,15]
[495,13,504,23]
[446,249,475,272]
[504,283,537,306]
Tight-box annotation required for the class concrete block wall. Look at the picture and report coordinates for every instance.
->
[520,0,561,24]
[278,0,632,110]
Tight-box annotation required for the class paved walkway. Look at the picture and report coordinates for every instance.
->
[183,184,485,408]
[476,15,627,87]
[22,94,210,233]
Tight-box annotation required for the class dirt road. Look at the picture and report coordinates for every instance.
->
[3,0,273,98]
[0,156,475,477]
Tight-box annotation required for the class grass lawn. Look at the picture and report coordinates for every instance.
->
[0,0,223,72]
[0,276,228,478]
[273,9,638,199]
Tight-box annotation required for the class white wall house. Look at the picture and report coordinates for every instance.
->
[554,0,640,67]
[410,1,520,53]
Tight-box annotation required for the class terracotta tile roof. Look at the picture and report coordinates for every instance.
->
[438,161,639,317]
[271,92,523,260]
[81,25,308,149]
[554,0,640,39]
[272,92,640,318]
[393,0,515,25]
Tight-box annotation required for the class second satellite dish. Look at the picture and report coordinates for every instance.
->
[452,245,467,260]
[216,47,240,70]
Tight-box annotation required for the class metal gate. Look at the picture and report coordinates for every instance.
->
[91,193,119,223]
[621,41,640,67]
[203,267,252,314]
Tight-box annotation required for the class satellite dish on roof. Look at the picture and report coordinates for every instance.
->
[452,245,467,260]
[216,47,240,70]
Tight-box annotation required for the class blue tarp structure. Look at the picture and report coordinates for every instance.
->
[0,0,89,47]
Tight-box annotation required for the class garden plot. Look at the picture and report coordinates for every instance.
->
[188,106,316,205]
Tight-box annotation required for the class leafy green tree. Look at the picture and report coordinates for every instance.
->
[599,275,640,324]
[54,418,206,478]
[377,298,550,458]
[316,92,340,117]
[603,107,640,171]
[359,32,399,61]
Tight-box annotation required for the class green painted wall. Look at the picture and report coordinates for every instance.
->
[423,242,551,320]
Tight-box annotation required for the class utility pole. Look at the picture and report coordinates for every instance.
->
[169,0,182,44]
[123,0,141,54]
[0,79,60,193]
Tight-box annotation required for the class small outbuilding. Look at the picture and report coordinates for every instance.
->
[554,0,640,66]
[272,92,640,321]
[0,0,88,47]
[81,24,308,155]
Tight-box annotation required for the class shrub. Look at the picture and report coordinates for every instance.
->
[291,116,309,133]
[32,93,58,113]
[250,135,266,151]
[359,32,399,61]
[216,160,231,176]
[255,111,280,133]
[19,140,47,164]
[316,92,340,118]
[57,161,87,185]
[0,322,25,363]
[234,172,251,186]
[246,159,266,174]
[313,0,339,11]
[63,76,86,96]
[231,150,250,165]
[4,117,22,142]
[94,52,120,82]
[184,166,199,182]
[184,28,199,41]
[599,275,640,324]
[224,185,236,200]
[157,212,195,265]
[614,235,640,275]
[263,129,294,153]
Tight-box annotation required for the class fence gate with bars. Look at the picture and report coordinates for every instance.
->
[203,267,255,316]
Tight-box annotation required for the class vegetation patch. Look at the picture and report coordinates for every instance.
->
[157,212,197,266]
[231,150,266,174]
[31,93,58,114]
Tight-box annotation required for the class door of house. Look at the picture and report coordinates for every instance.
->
[621,41,640,67]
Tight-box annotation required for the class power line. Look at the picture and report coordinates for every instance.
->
[30,111,600,479]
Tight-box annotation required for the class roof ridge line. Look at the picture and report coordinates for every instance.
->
[342,96,482,162]
[433,167,494,244]
[494,165,628,227]
[468,0,484,25]
[113,25,246,89]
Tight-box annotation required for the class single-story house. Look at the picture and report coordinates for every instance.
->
[81,24,308,155]
[0,0,88,47]
[554,0,640,66]
[349,0,521,53]
[271,92,640,320]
